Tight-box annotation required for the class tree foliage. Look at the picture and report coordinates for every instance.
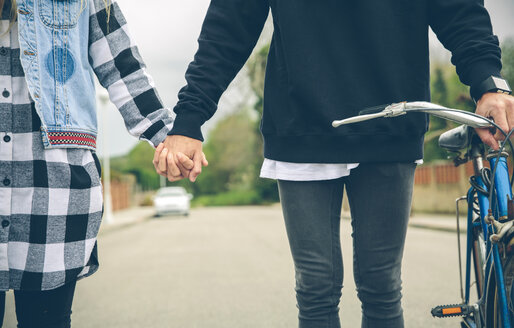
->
[245,44,279,202]
[193,108,259,195]
[191,43,279,204]
[110,142,160,190]
[503,38,514,89]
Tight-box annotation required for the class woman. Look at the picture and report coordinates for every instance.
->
[0,0,178,326]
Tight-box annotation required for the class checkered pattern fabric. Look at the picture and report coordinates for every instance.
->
[89,0,173,148]
[0,0,171,291]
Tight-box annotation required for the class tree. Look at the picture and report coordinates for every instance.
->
[246,44,279,202]
[193,108,259,195]
[424,67,452,162]
[425,64,476,162]
[502,38,514,89]
[110,142,161,190]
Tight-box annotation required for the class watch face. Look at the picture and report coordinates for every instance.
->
[492,76,512,91]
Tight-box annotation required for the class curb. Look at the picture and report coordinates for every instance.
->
[342,213,466,234]
[408,221,466,234]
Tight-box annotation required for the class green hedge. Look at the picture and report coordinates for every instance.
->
[192,190,266,207]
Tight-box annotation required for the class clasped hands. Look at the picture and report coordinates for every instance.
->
[153,135,208,182]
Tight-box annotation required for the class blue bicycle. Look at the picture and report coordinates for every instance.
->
[333,102,514,328]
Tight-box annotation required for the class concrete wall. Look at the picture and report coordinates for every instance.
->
[342,161,488,214]
[411,162,472,214]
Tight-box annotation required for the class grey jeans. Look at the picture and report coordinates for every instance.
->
[278,162,416,328]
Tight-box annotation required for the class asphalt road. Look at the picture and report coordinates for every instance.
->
[3,206,466,327]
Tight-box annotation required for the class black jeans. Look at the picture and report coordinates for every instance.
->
[0,281,76,328]
[278,162,416,328]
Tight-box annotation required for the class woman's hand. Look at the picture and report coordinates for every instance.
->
[153,135,208,182]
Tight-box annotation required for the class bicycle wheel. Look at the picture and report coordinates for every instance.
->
[484,241,514,327]
[473,221,487,299]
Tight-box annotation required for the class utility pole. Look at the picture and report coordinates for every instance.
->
[98,89,114,224]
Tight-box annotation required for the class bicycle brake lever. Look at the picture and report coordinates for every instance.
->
[359,104,388,115]
[332,103,407,128]
[489,220,514,243]
[332,112,387,127]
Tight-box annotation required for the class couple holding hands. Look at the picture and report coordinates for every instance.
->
[1,0,514,327]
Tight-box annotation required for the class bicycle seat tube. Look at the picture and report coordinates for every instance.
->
[470,142,485,177]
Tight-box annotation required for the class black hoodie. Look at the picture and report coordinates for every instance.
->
[169,0,502,163]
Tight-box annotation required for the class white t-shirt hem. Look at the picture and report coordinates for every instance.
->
[260,159,423,181]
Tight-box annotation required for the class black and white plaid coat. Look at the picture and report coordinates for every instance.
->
[0,0,172,291]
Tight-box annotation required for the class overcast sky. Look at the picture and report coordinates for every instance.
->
[97,0,514,157]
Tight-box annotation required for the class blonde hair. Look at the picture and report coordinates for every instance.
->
[0,0,111,33]
[0,0,17,33]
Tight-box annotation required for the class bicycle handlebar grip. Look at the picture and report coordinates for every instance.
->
[358,104,388,115]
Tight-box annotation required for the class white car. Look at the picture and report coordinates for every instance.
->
[153,187,192,217]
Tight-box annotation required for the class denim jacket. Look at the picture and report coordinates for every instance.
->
[15,0,172,150]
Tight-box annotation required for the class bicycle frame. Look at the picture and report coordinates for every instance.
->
[464,141,513,327]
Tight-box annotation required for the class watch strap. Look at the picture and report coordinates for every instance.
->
[470,76,512,102]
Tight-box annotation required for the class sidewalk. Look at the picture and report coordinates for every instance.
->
[98,206,155,235]
[342,211,467,234]
[409,213,467,234]
[105,206,466,235]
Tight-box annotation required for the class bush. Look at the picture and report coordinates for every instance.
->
[192,190,265,207]
[139,193,154,207]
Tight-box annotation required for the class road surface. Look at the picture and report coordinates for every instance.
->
[3,206,465,327]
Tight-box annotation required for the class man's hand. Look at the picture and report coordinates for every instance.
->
[475,93,514,150]
[153,144,194,181]
[153,135,208,182]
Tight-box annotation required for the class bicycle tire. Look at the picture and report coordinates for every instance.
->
[484,246,514,327]
[472,222,488,325]
[473,224,487,299]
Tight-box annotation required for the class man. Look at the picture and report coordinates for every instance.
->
[154,1,514,327]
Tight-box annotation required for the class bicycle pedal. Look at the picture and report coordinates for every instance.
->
[431,304,472,318]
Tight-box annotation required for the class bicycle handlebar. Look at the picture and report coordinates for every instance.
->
[332,101,493,129]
